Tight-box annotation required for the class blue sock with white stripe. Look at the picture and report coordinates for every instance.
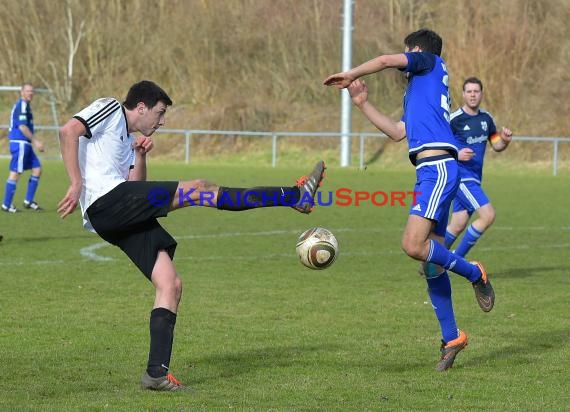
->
[455,224,483,258]
[3,179,17,207]
[25,175,40,204]
[426,271,459,343]
[444,230,457,249]
[427,239,481,282]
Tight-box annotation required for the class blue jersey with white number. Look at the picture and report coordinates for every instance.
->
[402,52,457,165]
[450,108,497,183]
[8,98,34,142]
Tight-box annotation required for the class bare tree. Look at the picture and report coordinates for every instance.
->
[37,0,85,105]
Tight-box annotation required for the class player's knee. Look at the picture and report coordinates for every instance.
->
[486,209,496,225]
[484,215,495,228]
[448,221,466,234]
[163,276,183,302]
[479,206,496,228]
[194,179,218,193]
[155,274,182,295]
[401,238,424,260]
[173,276,183,302]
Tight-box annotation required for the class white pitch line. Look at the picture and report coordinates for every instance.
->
[174,242,570,262]
[79,242,114,262]
[4,226,569,266]
[4,259,66,266]
[76,227,570,263]
[173,227,381,240]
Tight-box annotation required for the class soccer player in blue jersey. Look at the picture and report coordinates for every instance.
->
[445,77,512,257]
[2,83,45,213]
[324,29,495,371]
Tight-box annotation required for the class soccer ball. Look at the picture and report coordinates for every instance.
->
[296,227,339,270]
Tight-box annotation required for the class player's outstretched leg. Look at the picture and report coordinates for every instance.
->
[436,329,468,371]
[292,160,326,214]
[178,160,326,213]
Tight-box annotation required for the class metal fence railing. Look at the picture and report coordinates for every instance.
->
[1,125,569,176]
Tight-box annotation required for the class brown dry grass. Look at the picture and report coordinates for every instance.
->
[0,0,568,158]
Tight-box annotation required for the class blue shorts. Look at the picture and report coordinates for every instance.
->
[452,180,490,215]
[9,141,41,173]
[410,155,459,237]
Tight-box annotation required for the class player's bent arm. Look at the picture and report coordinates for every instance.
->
[19,124,44,152]
[58,119,85,218]
[489,127,513,152]
[18,124,34,140]
[349,54,409,79]
[128,153,147,181]
[59,119,84,187]
[357,101,407,142]
[128,136,153,181]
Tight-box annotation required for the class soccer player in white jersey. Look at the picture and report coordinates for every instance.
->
[57,80,326,391]
[324,29,495,371]
[445,77,512,257]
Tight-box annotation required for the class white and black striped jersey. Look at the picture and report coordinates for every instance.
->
[73,98,135,231]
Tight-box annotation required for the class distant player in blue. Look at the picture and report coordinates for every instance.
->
[2,83,45,213]
[445,77,512,257]
[324,29,495,371]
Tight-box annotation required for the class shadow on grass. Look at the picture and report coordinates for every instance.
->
[492,265,567,279]
[4,234,94,243]
[363,326,568,373]
[462,327,568,369]
[190,344,342,382]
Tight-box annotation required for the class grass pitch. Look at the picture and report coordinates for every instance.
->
[0,159,569,411]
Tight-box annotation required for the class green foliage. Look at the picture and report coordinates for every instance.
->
[0,0,568,135]
[1,159,569,410]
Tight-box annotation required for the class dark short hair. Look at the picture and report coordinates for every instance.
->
[404,29,443,56]
[123,80,172,110]
[462,77,483,91]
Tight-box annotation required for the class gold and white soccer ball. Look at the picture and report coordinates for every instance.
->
[296,227,339,270]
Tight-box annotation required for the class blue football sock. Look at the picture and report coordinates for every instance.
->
[427,239,481,282]
[25,175,40,204]
[455,224,483,258]
[426,271,459,343]
[444,230,457,249]
[3,179,17,207]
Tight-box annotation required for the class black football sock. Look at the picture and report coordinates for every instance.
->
[217,186,300,211]
[146,307,177,378]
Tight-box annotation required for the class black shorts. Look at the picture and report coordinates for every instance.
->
[86,181,179,280]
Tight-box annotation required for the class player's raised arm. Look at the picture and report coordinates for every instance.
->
[490,127,513,152]
[128,136,154,182]
[57,118,85,218]
[323,53,409,88]
[347,79,406,142]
